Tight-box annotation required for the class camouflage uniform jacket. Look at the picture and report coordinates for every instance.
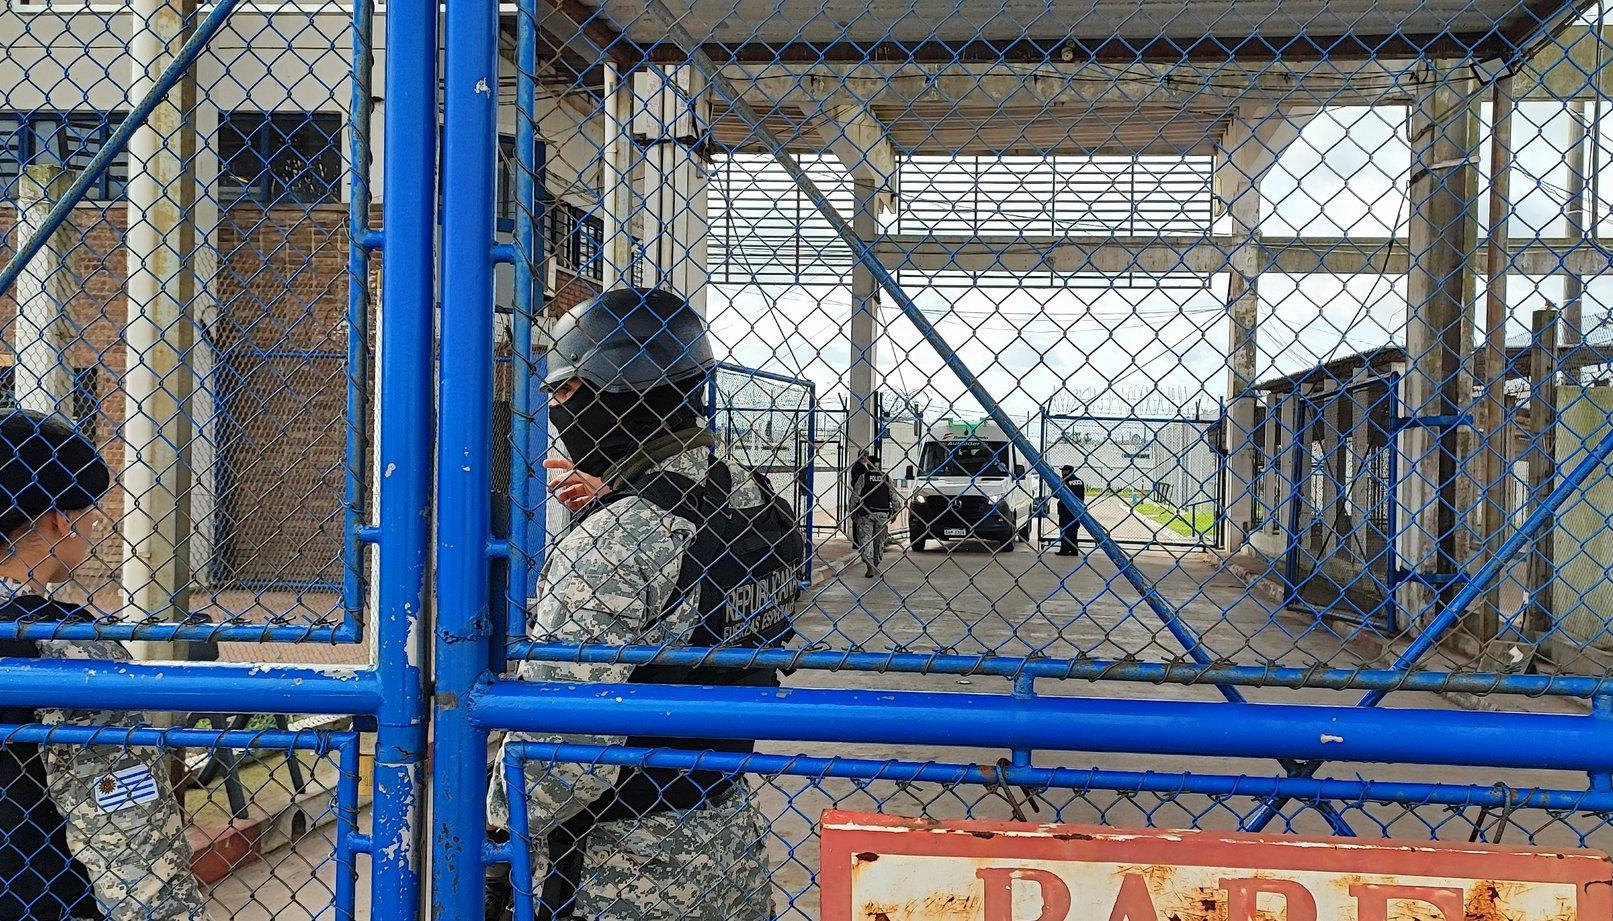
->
[493,432,773,920]
[3,583,207,921]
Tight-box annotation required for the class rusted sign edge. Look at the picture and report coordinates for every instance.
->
[819,809,1613,921]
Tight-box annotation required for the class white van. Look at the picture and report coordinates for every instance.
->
[900,421,1037,551]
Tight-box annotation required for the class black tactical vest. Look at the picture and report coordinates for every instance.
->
[538,459,803,920]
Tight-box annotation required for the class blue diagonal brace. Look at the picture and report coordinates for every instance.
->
[0,0,248,298]
[640,0,1239,705]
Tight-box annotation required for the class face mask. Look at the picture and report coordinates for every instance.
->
[550,382,702,478]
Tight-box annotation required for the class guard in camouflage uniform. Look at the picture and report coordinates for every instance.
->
[493,289,800,921]
[0,411,206,921]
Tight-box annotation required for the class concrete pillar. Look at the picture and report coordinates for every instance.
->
[1399,67,1480,631]
[1223,174,1260,553]
[632,65,708,314]
[14,165,76,416]
[123,0,199,651]
[1562,100,1588,347]
[1474,73,1517,649]
[1215,105,1312,553]
[600,63,633,289]
[848,178,880,458]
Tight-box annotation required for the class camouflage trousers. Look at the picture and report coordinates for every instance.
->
[527,782,772,921]
[854,513,890,568]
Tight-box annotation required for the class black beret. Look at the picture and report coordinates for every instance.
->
[0,411,110,537]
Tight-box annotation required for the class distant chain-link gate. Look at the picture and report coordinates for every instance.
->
[6,0,1613,917]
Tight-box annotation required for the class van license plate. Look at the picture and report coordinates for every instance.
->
[943,528,967,537]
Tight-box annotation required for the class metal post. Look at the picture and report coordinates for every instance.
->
[1524,308,1559,640]
[369,0,438,914]
[507,3,547,646]
[433,0,498,913]
[123,0,199,648]
[344,0,377,624]
[848,178,880,459]
[1563,100,1589,348]
[1475,72,1516,655]
[1401,66,1479,632]
[15,165,77,416]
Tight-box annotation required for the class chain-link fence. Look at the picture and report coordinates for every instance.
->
[0,0,372,643]
[11,0,1613,915]
[464,0,1613,914]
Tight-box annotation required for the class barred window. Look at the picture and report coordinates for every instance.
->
[0,111,128,202]
[219,111,343,205]
[0,365,101,436]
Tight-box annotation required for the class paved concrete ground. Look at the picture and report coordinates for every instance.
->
[201,531,1603,919]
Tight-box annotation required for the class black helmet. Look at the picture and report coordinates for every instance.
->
[543,288,714,395]
[0,411,110,537]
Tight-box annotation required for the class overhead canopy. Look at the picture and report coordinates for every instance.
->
[709,99,1233,156]
[574,0,1590,62]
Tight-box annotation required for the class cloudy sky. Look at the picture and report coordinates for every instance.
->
[703,100,1613,419]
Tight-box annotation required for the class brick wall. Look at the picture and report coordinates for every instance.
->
[1,202,363,595]
[4,205,602,597]
[211,204,356,587]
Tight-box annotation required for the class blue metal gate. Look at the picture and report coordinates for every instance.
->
[4,0,1613,917]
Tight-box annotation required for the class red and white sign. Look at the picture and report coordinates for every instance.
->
[820,810,1611,921]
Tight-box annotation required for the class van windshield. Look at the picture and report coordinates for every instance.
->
[919,440,1012,478]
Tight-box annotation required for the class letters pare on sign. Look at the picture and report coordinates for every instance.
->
[818,811,1612,921]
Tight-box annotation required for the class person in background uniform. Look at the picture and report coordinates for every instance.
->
[852,455,894,579]
[1056,463,1087,556]
[0,411,206,921]
[493,289,792,921]
[846,450,871,550]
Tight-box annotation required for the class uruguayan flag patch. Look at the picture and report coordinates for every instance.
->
[95,764,159,812]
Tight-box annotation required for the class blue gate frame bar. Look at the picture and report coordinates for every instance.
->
[432,0,501,914]
[474,680,1613,773]
[508,742,1613,815]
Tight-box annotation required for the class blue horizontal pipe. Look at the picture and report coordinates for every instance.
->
[0,723,353,751]
[473,680,1613,772]
[0,659,382,714]
[509,742,1613,814]
[504,642,1613,698]
[0,622,359,643]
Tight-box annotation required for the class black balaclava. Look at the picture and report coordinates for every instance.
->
[550,377,704,478]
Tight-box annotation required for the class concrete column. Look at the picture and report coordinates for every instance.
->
[1223,173,1260,553]
[1562,100,1588,347]
[14,165,76,416]
[632,65,708,313]
[848,178,881,458]
[1215,105,1312,553]
[123,0,199,651]
[599,63,633,289]
[1474,73,1517,649]
[1400,67,1480,631]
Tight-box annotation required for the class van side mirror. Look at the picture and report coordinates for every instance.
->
[905,465,915,480]
[1014,465,1025,478]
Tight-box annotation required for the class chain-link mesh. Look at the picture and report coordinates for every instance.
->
[470,0,1613,916]
[0,0,372,643]
[499,0,1613,691]
[501,743,1613,921]
[0,723,360,920]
